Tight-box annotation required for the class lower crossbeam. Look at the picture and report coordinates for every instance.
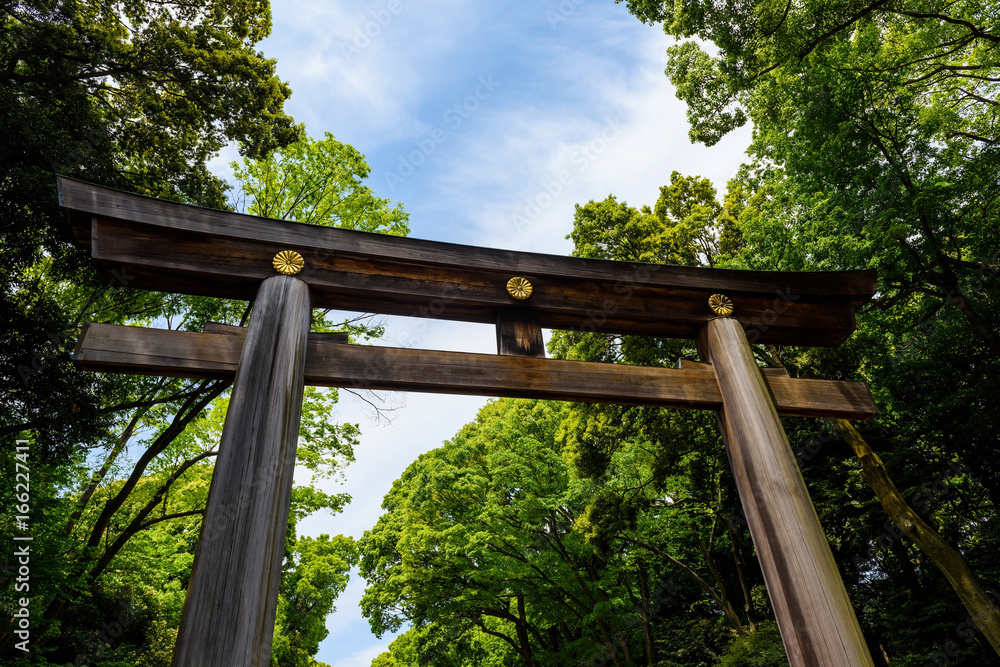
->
[74,322,877,419]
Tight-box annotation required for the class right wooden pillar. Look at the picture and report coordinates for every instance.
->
[698,316,874,666]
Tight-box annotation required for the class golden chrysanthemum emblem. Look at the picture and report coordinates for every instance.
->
[708,293,734,316]
[273,250,305,275]
[506,276,533,300]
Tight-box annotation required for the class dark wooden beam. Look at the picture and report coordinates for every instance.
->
[58,177,876,346]
[74,323,877,419]
[203,320,349,344]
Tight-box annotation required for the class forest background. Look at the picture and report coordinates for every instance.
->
[2,0,998,666]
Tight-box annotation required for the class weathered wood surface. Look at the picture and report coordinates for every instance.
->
[59,176,875,346]
[698,317,875,667]
[203,320,349,344]
[75,322,878,418]
[496,308,545,357]
[172,276,310,667]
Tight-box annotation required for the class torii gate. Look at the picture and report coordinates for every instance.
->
[59,176,879,667]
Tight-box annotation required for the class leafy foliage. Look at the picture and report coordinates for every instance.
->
[1,6,407,657]
[231,132,409,237]
[2,0,302,459]
[620,0,998,147]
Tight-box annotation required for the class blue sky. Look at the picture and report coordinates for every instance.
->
[219,0,753,664]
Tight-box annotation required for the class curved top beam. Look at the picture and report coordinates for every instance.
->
[58,176,875,345]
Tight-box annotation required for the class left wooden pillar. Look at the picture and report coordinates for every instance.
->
[173,275,310,667]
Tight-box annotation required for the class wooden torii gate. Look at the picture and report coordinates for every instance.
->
[60,176,879,667]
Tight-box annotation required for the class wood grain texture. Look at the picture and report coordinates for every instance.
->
[496,308,545,357]
[698,317,874,667]
[172,276,310,667]
[203,320,349,344]
[59,176,875,346]
[75,323,877,418]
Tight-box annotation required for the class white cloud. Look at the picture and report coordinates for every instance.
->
[329,642,393,667]
[415,21,751,255]
[323,573,369,639]
[265,0,482,144]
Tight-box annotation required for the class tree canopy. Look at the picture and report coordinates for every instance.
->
[1,1,408,658]
[360,147,1000,663]
[620,0,997,147]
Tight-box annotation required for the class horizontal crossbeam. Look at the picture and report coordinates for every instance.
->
[59,177,875,346]
[75,323,877,419]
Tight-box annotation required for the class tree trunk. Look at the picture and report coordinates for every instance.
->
[834,418,1000,657]
[726,516,759,633]
[514,595,539,667]
[638,567,657,664]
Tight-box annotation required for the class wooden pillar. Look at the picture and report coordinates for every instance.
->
[698,316,873,667]
[172,275,310,667]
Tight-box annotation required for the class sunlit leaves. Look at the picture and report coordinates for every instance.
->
[231,132,409,237]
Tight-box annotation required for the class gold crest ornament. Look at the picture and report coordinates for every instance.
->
[708,293,734,316]
[506,276,533,300]
[273,250,305,275]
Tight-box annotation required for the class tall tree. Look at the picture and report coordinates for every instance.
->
[2,0,300,462]
[360,399,665,667]
[619,0,997,147]
[559,166,1000,663]
[1,130,409,660]
[614,0,1000,658]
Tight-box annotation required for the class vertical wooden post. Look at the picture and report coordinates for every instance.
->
[172,275,310,667]
[496,308,545,358]
[698,316,873,667]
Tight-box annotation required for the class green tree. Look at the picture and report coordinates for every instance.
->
[2,0,302,461]
[231,132,409,237]
[560,171,1000,663]
[271,533,356,667]
[371,622,517,667]
[1,128,408,660]
[360,399,661,667]
[619,0,997,147]
[568,171,735,267]
[556,177,772,656]
[616,0,1000,658]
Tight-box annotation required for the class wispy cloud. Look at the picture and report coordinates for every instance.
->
[411,19,751,253]
[264,0,481,142]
